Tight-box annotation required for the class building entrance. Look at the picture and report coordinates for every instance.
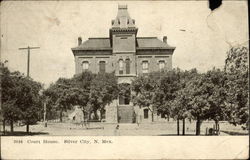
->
[118,105,134,123]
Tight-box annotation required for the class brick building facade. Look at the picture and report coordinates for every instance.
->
[71,5,175,123]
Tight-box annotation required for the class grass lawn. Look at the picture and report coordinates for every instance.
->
[0,121,248,136]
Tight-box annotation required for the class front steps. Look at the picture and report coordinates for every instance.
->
[117,105,135,123]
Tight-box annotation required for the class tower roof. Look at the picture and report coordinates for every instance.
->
[111,5,136,29]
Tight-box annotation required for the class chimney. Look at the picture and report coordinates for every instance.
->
[163,36,167,43]
[78,37,82,46]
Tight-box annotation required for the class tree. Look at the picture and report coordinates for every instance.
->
[167,69,198,135]
[224,46,249,128]
[44,71,118,122]
[88,72,118,120]
[186,73,211,135]
[68,71,96,121]
[153,69,182,135]
[1,67,21,133]
[1,67,42,133]
[44,77,78,122]
[17,76,42,133]
[131,73,159,122]
[205,68,227,132]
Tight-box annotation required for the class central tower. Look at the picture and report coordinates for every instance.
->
[109,5,138,53]
[109,5,138,123]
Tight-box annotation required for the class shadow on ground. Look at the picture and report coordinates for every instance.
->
[220,130,248,135]
[157,134,206,136]
[1,131,49,136]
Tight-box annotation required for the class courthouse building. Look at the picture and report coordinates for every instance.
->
[71,5,175,123]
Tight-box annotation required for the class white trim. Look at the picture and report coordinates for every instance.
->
[157,59,166,64]
[140,59,149,65]
[97,60,108,64]
[80,59,91,65]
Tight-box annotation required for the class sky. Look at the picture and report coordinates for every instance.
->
[0,1,248,87]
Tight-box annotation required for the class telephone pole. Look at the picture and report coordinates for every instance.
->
[19,46,40,78]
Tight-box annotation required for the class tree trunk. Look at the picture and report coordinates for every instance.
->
[59,110,63,122]
[177,118,180,135]
[151,111,154,122]
[88,111,92,120]
[182,118,185,135]
[215,120,219,135]
[196,118,201,135]
[94,110,98,120]
[10,120,14,133]
[100,109,105,120]
[26,121,29,133]
[82,111,86,122]
[3,119,6,135]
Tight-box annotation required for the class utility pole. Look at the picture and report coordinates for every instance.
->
[0,60,8,135]
[44,99,47,127]
[19,46,40,78]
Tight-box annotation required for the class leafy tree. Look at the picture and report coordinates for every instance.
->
[205,68,227,131]
[17,76,42,132]
[224,46,249,128]
[186,73,212,135]
[1,67,42,133]
[88,72,118,120]
[153,69,182,134]
[171,87,191,135]
[1,67,20,133]
[225,46,248,74]
[44,71,118,122]
[44,78,71,122]
[131,73,159,122]
[118,83,131,105]
[164,69,197,135]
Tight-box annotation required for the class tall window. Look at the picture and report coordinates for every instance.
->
[159,60,165,71]
[119,59,123,74]
[144,109,149,119]
[142,61,149,74]
[125,58,130,74]
[82,61,89,72]
[99,61,106,73]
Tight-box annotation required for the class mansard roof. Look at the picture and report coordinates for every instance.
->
[136,37,175,49]
[72,38,112,51]
[71,37,175,51]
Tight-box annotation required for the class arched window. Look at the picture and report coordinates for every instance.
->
[99,61,106,73]
[119,59,124,74]
[142,61,149,74]
[144,109,149,119]
[125,58,130,74]
[159,60,165,71]
[82,61,89,72]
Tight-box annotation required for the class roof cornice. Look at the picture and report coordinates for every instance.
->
[136,47,176,50]
[71,48,112,51]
